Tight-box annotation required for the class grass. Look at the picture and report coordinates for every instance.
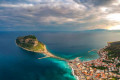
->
[30,42,44,51]
[16,35,45,52]
[17,41,44,52]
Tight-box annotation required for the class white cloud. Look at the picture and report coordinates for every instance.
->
[112,0,120,5]
[27,0,75,3]
[106,13,120,22]
[40,16,77,24]
[108,25,120,30]
[0,3,34,8]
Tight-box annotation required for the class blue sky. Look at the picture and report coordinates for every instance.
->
[0,0,120,31]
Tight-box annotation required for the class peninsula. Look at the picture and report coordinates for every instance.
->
[16,35,66,60]
[16,35,120,80]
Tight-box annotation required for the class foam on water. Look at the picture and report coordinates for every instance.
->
[47,58,76,80]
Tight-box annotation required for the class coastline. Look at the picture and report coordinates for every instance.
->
[16,40,78,79]
[67,49,102,80]
[67,47,108,80]
[68,62,79,80]
[16,39,98,80]
[16,40,67,61]
[16,38,120,80]
[16,40,80,80]
[16,40,53,55]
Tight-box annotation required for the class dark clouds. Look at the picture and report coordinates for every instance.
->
[74,0,116,6]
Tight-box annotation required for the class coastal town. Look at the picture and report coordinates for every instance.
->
[68,42,120,80]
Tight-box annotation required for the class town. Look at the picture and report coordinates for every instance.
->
[68,42,120,80]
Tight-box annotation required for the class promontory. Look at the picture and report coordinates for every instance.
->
[16,35,66,60]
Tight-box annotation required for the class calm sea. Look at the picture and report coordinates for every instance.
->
[0,31,120,80]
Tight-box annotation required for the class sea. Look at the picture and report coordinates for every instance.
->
[0,31,120,80]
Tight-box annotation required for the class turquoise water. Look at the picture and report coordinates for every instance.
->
[0,31,120,80]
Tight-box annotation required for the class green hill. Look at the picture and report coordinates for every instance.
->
[105,41,120,59]
[16,35,44,52]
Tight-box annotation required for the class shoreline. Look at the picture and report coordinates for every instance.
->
[68,62,79,80]
[16,40,80,80]
[16,40,67,61]
[16,40,98,80]
[67,47,108,80]
[67,49,102,80]
[16,39,120,80]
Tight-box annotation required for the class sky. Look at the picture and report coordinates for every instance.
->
[0,0,120,31]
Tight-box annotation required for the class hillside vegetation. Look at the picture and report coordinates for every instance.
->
[105,42,120,58]
[16,35,44,51]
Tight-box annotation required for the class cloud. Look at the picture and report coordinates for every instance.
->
[106,13,120,22]
[27,0,75,3]
[0,3,34,8]
[0,0,120,31]
[74,0,118,7]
